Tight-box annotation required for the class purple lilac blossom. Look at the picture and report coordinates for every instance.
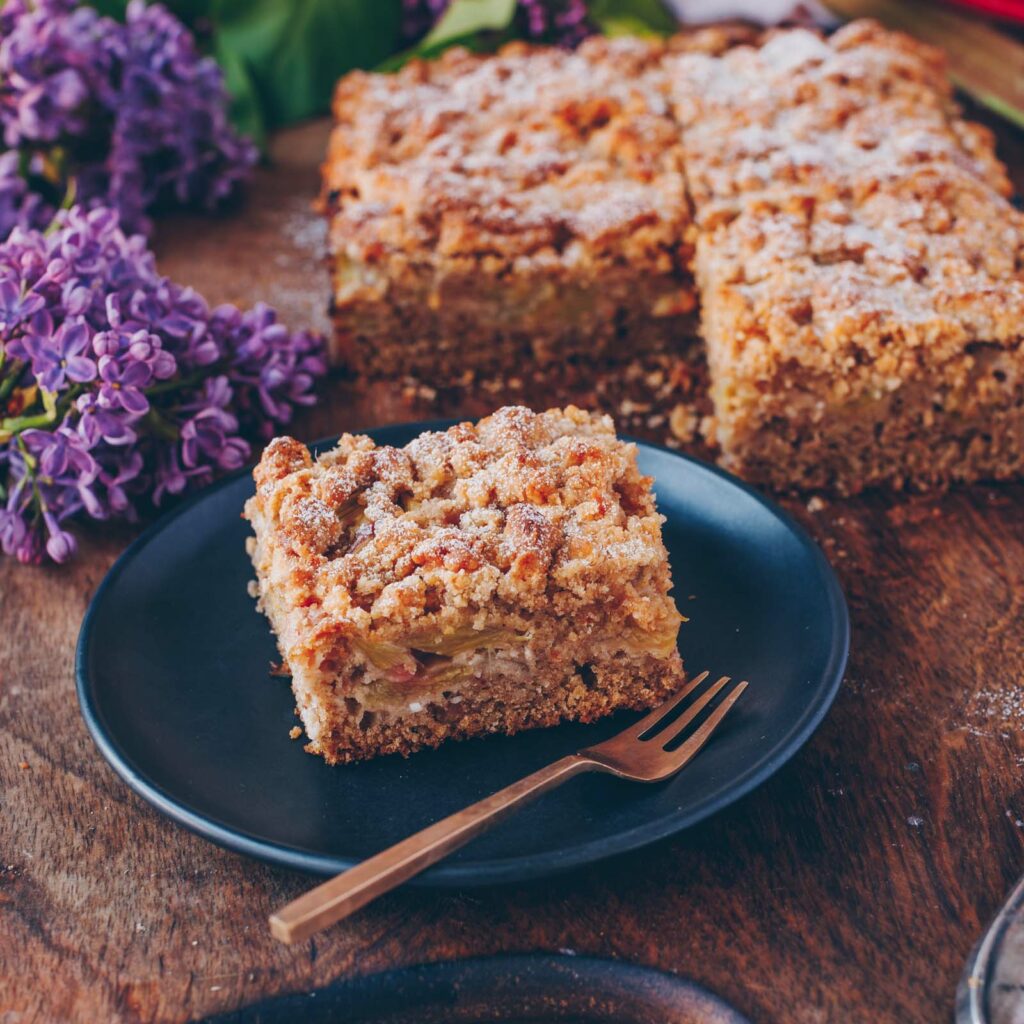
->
[0,151,50,239]
[516,0,592,46]
[401,0,450,43]
[0,0,257,239]
[0,206,326,565]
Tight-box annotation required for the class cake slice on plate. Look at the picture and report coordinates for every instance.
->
[245,406,685,763]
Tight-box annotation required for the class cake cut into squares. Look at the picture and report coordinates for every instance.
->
[667,21,1024,493]
[245,406,685,763]
[318,20,1024,495]
[319,35,721,379]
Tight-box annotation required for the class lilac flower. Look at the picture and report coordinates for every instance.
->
[23,426,98,483]
[180,404,247,471]
[43,509,76,563]
[0,273,45,331]
[116,3,258,214]
[125,330,176,381]
[96,354,152,416]
[0,503,29,557]
[27,319,96,391]
[0,205,326,564]
[401,0,450,43]
[96,450,144,518]
[76,391,139,448]
[15,528,42,565]
[0,2,117,150]
[0,0,257,240]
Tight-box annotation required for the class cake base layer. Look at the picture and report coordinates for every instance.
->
[321,23,1024,497]
[300,650,684,764]
[714,396,1024,495]
[698,274,1024,495]
[327,255,700,378]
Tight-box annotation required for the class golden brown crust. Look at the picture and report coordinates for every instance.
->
[248,405,672,622]
[322,36,690,271]
[321,35,713,376]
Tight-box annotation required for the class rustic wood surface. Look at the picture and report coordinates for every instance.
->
[2,114,1024,1024]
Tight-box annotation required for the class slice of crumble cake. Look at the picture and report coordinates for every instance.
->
[667,21,1024,492]
[244,406,685,763]
[319,35,716,379]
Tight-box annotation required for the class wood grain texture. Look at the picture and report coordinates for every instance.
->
[1,116,1024,1024]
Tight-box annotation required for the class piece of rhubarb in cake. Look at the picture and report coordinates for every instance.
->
[245,406,685,763]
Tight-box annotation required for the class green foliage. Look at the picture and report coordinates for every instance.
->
[214,0,402,130]
[379,0,517,71]
[212,32,268,148]
[588,0,677,36]
[77,0,682,142]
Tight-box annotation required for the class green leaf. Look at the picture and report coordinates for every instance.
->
[378,0,516,71]
[213,34,268,149]
[212,0,403,129]
[587,0,677,37]
[84,0,128,17]
[420,0,516,48]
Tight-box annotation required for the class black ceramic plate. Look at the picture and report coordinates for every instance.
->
[201,954,751,1023]
[76,422,849,886]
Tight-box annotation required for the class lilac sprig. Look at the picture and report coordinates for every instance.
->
[0,0,257,241]
[0,205,326,565]
[516,0,592,46]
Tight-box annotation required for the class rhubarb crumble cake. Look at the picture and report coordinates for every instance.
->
[667,21,1024,492]
[245,406,684,763]
[320,21,1024,495]
[319,32,748,379]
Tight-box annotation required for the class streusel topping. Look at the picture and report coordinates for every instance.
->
[671,20,1024,388]
[322,36,702,269]
[668,21,1011,215]
[247,407,674,635]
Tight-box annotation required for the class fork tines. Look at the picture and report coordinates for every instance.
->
[628,669,747,755]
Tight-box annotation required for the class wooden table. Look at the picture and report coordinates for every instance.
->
[2,117,1023,1024]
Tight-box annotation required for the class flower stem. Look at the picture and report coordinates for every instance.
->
[142,408,179,442]
[0,383,80,435]
[0,361,25,404]
[41,173,76,238]
[1,408,57,433]
[145,368,211,397]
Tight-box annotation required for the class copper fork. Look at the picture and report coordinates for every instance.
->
[270,670,748,943]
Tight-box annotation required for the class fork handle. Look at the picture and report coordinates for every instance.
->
[270,753,594,943]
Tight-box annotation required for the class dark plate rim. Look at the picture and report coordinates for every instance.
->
[199,952,751,1023]
[75,420,850,886]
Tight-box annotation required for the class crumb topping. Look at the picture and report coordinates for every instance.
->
[318,20,1024,496]
[665,19,1024,396]
[323,19,1023,374]
[245,407,675,642]
[320,35,722,272]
